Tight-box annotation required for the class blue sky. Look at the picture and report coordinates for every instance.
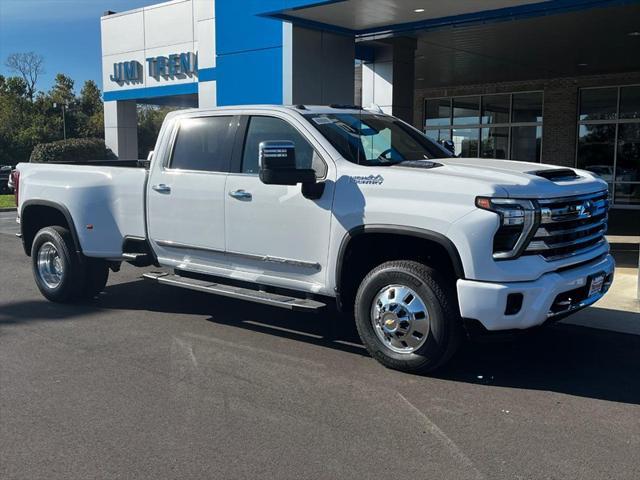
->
[0,0,161,94]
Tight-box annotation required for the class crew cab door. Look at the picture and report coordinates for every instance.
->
[224,114,335,293]
[147,114,237,270]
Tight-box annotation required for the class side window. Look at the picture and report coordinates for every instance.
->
[170,116,232,172]
[241,116,325,176]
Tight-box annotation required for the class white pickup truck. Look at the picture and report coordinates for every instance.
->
[14,105,614,373]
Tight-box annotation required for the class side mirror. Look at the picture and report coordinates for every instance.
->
[138,150,153,169]
[440,139,455,154]
[258,141,316,186]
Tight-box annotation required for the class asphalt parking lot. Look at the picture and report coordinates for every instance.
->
[1,212,639,480]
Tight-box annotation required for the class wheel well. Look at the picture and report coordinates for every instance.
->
[337,232,462,312]
[21,204,77,256]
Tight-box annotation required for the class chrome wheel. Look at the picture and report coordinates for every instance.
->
[370,284,430,354]
[37,241,64,289]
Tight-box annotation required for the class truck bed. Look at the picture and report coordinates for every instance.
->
[17,162,149,258]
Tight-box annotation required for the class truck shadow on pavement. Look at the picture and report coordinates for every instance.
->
[2,278,639,405]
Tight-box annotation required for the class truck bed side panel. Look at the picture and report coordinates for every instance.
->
[18,164,147,258]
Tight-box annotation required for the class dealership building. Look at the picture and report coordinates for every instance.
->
[101,0,640,208]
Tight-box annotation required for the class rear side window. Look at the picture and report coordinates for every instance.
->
[241,116,325,177]
[170,116,232,172]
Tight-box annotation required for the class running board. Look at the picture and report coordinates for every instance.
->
[142,272,326,312]
[122,252,153,267]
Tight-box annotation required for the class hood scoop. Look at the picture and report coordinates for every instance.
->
[527,168,579,182]
[393,160,443,170]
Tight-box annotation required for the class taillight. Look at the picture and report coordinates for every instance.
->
[12,170,20,207]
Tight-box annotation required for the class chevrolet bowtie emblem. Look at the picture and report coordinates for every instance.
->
[578,200,595,217]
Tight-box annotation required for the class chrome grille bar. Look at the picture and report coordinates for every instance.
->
[523,190,609,261]
[534,217,607,238]
[527,228,607,252]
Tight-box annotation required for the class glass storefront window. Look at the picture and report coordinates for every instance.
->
[614,185,640,205]
[579,87,617,121]
[425,129,450,142]
[617,123,640,183]
[481,127,509,159]
[511,126,541,162]
[578,86,640,208]
[481,94,510,124]
[425,98,451,127]
[453,96,480,125]
[577,124,616,176]
[614,183,640,206]
[620,86,640,120]
[452,128,479,157]
[424,91,543,162]
[512,92,543,123]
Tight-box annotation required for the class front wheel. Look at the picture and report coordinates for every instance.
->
[354,260,462,374]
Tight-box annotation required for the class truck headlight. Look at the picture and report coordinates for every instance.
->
[476,197,539,260]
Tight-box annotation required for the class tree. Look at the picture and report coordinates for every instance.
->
[49,73,75,105]
[0,75,28,98]
[4,52,45,102]
[79,80,102,116]
[77,80,104,138]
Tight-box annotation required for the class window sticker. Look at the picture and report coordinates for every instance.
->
[312,116,337,125]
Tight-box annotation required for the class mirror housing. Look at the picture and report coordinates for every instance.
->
[440,139,455,154]
[258,141,316,186]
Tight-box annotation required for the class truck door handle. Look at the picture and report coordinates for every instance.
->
[152,184,171,193]
[229,189,252,200]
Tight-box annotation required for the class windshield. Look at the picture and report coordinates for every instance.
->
[303,112,452,166]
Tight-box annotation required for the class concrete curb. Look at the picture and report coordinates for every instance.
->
[0,207,17,212]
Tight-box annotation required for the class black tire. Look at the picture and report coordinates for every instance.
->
[354,260,462,374]
[79,258,109,299]
[31,226,85,303]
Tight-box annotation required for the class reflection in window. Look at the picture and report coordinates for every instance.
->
[425,129,450,143]
[578,86,640,207]
[577,124,616,177]
[170,116,232,172]
[425,98,451,127]
[620,86,640,120]
[579,88,617,121]
[452,128,479,157]
[614,185,640,205]
[511,126,541,162]
[242,116,316,174]
[423,92,542,161]
[482,94,510,124]
[512,92,543,123]
[453,97,480,125]
[617,123,640,183]
[481,127,509,159]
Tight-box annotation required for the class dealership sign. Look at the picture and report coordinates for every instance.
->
[110,52,198,84]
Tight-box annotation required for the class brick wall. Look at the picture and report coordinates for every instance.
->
[413,71,640,167]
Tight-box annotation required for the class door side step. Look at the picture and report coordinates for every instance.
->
[142,272,326,312]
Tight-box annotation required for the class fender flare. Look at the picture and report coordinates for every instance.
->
[335,224,466,293]
[20,200,82,256]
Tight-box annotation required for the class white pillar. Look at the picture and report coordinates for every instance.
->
[283,24,355,105]
[362,38,416,123]
[104,100,138,159]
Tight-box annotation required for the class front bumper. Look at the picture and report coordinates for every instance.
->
[456,253,615,331]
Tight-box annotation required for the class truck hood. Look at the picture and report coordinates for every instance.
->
[392,157,608,199]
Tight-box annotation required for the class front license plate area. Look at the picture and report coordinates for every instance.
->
[587,273,605,298]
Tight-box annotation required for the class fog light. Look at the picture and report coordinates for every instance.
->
[505,293,523,315]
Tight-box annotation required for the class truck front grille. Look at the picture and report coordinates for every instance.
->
[524,190,609,261]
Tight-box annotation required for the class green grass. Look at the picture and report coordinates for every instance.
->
[0,194,15,208]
